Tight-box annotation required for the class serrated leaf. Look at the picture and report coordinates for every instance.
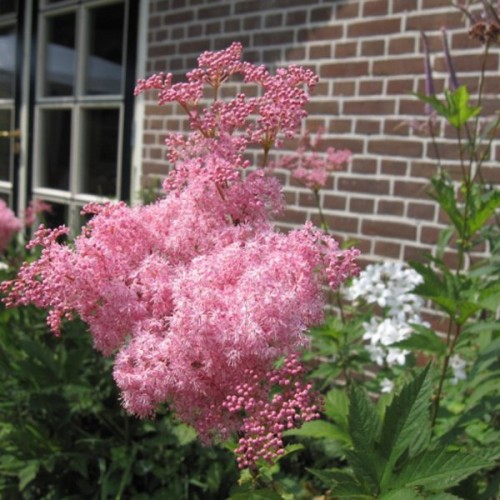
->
[393,448,494,490]
[325,388,349,430]
[379,488,422,499]
[309,468,371,499]
[347,386,381,490]
[379,366,433,488]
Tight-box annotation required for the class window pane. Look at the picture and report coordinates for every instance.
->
[0,0,17,16]
[40,109,71,190]
[81,108,119,196]
[42,201,68,229]
[84,3,125,95]
[0,109,12,181]
[0,24,16,98]
[43,13,76,96]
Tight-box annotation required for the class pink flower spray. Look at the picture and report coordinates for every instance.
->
[2,43,359,468]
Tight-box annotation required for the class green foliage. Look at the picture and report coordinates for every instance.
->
[415,86,481,129]
[0,304,237,499]
[310,367,498,498]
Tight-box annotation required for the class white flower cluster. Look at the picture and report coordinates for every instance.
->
[449,354,467,384]
[347,261,427,369]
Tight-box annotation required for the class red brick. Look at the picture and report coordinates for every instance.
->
[378,200,405,216]
[359,80,383,95]
[387,79,415,94]
[334,81,356,96]
[408,202,436,220]
[375,241,401,258]
[311,6,333,23]
[361,39,385,56]
[336,2,359,19]
[362,219,417,240]
[403,245,430,262]
[388,36,416,54]
[350,197,375,213]
[406,11,463,31]
[381,160,408,176]
[394,180,429,199]
[338,177,390,195]
[323,194,347,210]
[352,158,377,174]
[298,25,343,42]
[368,139,423,158]
[321,61,369,78]
[355,120,380,135]
[373,57,423,76]
[329,119,353,134]
[309,44,331,59]
[335,41,357,58]
[393,0,418,12]
[363,0,389,17]
[344,100,395,115]
[325,214,359,233]
[348,18,401,37]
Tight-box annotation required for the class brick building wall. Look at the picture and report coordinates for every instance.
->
[140,0,500,266]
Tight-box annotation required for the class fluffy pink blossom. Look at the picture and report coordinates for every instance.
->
[278,128,352,189]
[23,199,52,227]
[2,44,359,465]
[0,200,22,252]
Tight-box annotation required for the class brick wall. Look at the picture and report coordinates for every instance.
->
[140,0,500,265]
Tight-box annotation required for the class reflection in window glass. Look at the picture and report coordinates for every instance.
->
[0,0,17,16]
[0,25,16,99]
[43,13,76,96]
[81,108,119,196]
[40,110,71,190]
[0,109,12,181]
[84,3,125,95]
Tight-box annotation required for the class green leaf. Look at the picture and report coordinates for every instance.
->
[429,177,463,234]
[230,488,283,500]
[309,468,371,499]
[283,419,350,443]
[446,86,481,128]
[468,190,500,235]
[379,366,433,488]
[347,386,382,490]
[18,461,39,491]
[393,448,494,490]
[392,324,446,356]
[379,488,422,499]
[436,226,455,260]
[324,388,350,430]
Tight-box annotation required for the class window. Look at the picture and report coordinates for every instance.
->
[33,0,135,228]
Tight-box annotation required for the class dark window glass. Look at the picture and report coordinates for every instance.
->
[42,201,68,230]
[40,109,71,190]
[0,0,17,16]
[0,109,12,181]
[0,24,16,99]
[81,108,119,196]
[84,3,125,95]
[43,13,76,96]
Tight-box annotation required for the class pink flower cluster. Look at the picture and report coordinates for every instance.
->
[277,128,352,190]
[223,355,321,468]
[0,199,22,252]
[2,44,358,467]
